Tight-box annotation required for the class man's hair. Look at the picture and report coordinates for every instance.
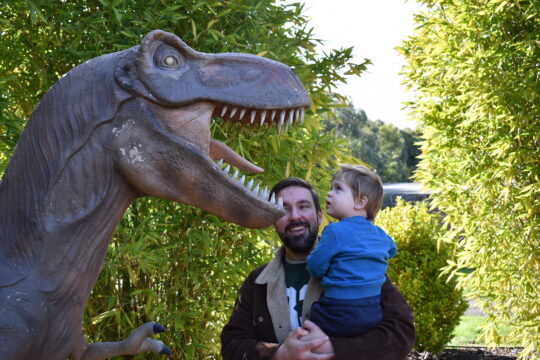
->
[333,164,383,221]
[269,177,321,215]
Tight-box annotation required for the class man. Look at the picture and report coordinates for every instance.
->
[221,178,415,359]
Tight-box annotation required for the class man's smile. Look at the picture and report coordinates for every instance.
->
[286,222,309,235]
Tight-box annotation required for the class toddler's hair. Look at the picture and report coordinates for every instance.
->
[332,164,383,221]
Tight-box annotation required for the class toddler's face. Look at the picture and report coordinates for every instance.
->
[326,180,357,220]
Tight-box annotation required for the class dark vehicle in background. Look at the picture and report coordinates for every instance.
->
[382,183,430,209]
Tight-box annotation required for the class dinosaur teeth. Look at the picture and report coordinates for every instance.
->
[288,110,294,127]
[214,105,307,139]
[219,164,284,210]
[221,106,229,117]
[277,110,285,135]
[260,110,267,126]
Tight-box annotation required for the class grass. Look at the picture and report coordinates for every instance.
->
[450,315,517,346]
[450,315,488,346]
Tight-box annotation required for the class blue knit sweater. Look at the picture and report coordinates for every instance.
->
[307,216,396,299]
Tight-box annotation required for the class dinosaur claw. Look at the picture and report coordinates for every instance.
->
[160,345,172,355]
[153,323,166,334]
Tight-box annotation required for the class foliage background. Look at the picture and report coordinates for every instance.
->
[400,0,539,358]
[376,199,467,353]
[0,0,366,358]
[321,102,420,182]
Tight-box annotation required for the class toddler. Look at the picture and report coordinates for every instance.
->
[305,164,396,340]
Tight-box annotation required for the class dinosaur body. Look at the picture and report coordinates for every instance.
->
[0,30,309,360]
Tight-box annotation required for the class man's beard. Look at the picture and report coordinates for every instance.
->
[278,221,319,256]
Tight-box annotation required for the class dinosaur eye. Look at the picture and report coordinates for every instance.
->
[164,55,178,66]
[153,44,185,69]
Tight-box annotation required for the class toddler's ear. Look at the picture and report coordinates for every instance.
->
[354,196,368,210]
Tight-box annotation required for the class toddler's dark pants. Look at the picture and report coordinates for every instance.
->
[309,294,382,337]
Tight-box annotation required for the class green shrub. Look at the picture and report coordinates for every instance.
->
[376,198,468,353]
[399,1,539,357]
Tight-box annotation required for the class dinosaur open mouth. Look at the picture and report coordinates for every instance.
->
[209,104,305,172]
[208,103,306,208]
[154,100,306,215]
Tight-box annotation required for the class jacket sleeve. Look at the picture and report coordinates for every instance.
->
[330,275,416,360]
[221,269,280,360]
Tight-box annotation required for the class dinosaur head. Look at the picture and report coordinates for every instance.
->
[112,30,310,228]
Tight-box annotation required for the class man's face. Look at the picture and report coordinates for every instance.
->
[274,186,322,258]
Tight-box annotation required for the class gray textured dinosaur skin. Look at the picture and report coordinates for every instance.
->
[0,30,309,360]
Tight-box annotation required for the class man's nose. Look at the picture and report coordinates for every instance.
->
[289,206,302,220]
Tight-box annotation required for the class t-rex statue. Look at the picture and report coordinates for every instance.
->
[0,30,309,360]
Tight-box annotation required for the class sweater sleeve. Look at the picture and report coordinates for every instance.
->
[306,226,338,278]
[330,275,416,360]
[388,235,397,259]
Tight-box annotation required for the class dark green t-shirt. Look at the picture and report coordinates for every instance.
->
[283,257,311,329]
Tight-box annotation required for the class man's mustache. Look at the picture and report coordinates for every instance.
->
[285,221,310,233]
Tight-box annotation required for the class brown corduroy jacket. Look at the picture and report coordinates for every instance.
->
[221,247,416,360]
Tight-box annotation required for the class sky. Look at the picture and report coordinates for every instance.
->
[299,0,423,129]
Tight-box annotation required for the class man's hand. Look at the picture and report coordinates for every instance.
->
[274,324,334,360]
[299,320,335,355]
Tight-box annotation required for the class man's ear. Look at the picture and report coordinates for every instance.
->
[317,210,323,225]
[354,196,368,210]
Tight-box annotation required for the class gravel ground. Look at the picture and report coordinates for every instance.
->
[407,347,522,360]
[405,300,525,360]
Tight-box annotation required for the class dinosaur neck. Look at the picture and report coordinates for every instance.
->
[0,49,132,267]
[35,174,136,298]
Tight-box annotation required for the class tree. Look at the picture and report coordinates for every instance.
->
[322,103,420,182]
[400,1,539,358]
[0,1,366,357]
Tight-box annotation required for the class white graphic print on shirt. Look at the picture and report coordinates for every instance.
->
[286,284,308,329]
